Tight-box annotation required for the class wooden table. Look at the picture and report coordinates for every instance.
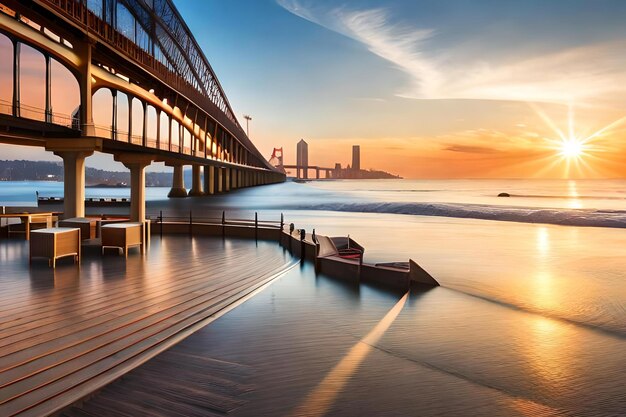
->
[101,222,143,257]
[0,212,54,240]
[58,217,98,240]
[30,227,81,268]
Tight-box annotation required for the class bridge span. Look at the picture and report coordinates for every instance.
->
[0,0,285,221]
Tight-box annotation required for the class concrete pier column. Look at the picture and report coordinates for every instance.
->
[230,169,237,190]
[215,167,223,193]
[115,155,153,222]
[53,150,93,218]
[223,168,230,192]
[204,166,215,195]
[316,168,320,179]
[115,154,154,253]
[189,165,203,196]
[167,164,188,198]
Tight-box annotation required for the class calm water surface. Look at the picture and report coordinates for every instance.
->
[1,179,625,415]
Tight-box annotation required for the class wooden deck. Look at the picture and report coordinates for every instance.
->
[0,235,293,417]
[61,348,254,417]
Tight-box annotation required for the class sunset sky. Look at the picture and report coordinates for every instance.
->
[3,0,626,178]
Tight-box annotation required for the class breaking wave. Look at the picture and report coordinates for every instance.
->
[280,201,626,228]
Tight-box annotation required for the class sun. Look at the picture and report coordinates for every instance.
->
[559,138,584,158]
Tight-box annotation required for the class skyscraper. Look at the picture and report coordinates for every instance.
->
[352,145,361,172]
[296,139,309,179]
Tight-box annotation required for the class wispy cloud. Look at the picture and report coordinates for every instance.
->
[443,144,502,154]
[277,1,626,105]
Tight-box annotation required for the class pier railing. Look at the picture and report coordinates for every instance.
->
[148,211,284,239]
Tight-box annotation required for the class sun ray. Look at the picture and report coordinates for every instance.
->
[568,103,575,141]
[526,102,626,178]
[528,102,567,140]
[580,116,626,144]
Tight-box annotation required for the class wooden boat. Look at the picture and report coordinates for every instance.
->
[330,236,365,260]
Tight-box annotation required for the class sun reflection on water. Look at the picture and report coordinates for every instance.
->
[567,180,582,209]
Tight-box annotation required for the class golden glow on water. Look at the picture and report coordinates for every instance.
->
[536,227,550,256]
[567,181,581,209]
[531,271,560,312]
[533,227,560,311]
[291,293,409,417]
[509,396,563,417]
[522,316,577,396]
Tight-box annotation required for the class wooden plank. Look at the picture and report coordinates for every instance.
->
[0,236,292,417]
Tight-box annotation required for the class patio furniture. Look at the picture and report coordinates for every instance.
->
[30,227,81,268]
[0,212,54,240]
[58,217,98,240]
[101,222,143,257]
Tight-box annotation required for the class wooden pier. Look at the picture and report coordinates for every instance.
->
[0,236,292,417]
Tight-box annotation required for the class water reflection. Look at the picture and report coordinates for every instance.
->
[292,293,408,417]
[567,180,582,209]
[536,227,550,256]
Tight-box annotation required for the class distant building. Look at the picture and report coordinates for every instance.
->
[352,145,360,171]
[296,139,309,179]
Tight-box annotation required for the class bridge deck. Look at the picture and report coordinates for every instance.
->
[0,236,292,417]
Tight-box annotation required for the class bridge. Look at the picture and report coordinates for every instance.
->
[0,0,285,222]
[268,146,333,179]
[282,165,334,179]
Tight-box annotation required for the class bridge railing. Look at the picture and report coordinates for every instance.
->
[40,0,241,129]
[0,98,79,129]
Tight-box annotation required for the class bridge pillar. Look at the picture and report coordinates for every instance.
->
[229,168,237,190]
[167,164,188,198]
[316,168,320,179]
[223,168,231,192]
[204,166,215,195]
[215,167,223,193]
[115,154,154,223]
[189,165,203,196]
[53,150,93,219]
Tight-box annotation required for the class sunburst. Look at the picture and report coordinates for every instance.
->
[529,103,625,177]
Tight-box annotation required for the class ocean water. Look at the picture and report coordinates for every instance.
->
[1,179,625,415]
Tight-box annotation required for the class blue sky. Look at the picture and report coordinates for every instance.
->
[171,0,626,177]
[3,0,626,177]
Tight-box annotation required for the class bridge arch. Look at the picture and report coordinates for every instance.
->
[0,30,80,126]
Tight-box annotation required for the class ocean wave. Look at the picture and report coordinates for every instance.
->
[504,194,626,200]
[280,201,626,228]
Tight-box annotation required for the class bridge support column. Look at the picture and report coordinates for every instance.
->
[167,164,188,198]
[215,168,223,193]
[316,168,320,179]
[229,169,236,190]
[204,166,215,195]
[53,150,93,219]
[223,168,230,192]
[189,165,203,196]
[115,155,153,223]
